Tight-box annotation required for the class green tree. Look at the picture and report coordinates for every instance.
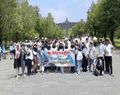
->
[0,0,17,43]
[86,0,120,43]
[36,12,63,39]
[69,19,86,37]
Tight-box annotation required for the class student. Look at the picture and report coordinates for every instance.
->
[88,41,96,72]
[82,42,89,72]
[104,39,115,75]
[14,43,21,79]
[76,47,83,74]
[97,39,105,75]
[20,44,26,77]
[32,44,39,74]
[39,47,49,74]
[25,45,33,76]
[58,42,64,73]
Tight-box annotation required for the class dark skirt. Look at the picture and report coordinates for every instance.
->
[14,58,21,69]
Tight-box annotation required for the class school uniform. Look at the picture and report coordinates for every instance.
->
[25,48,33,75]
[76,50,83,74]
[88,46,96,71]
[98,43,105,74]
[104,44,114,74]
[82,46,89,72]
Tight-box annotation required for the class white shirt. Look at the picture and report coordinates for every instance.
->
[9,45,14,51]
[82,47,89,57]
[33,50,37,56]
[26,48,33,60]
[98,43,105,57]
[89,46,96,59]
[77,51,83,60]
[86,42,90,50]
[51,47,57,51]
[105,44,114,56]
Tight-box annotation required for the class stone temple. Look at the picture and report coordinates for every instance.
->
[57,18,76,30]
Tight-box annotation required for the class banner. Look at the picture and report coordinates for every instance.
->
[47,50,75,67]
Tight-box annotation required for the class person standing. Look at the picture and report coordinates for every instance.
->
[20,44,26,77]
[25,45,33,76]
[39,47,49,75]
[32,44,39,74]
[82,42,89,72]
[88,41,96,72]
[76,47,83,74]
[104,39,115,75]
[97,39,105,75]
[14,43,21,79]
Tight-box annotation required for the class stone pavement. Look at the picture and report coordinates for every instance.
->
[0,50,120,95]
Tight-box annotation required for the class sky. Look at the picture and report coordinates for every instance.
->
[28,0,97,23]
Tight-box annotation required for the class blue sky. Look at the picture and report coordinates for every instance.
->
[28,0,97,23]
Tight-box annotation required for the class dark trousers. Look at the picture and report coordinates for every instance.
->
[82,58,88,72]
[105,56,113,74]
[26,59,32,75]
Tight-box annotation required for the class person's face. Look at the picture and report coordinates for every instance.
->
[105,41,109,45]
[22,46,25,50]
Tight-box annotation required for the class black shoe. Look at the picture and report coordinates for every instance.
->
[109,74,114,76]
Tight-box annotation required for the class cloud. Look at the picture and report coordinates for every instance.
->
[46,8,69,23]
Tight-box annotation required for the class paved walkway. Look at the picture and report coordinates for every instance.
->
[0,50,120,95]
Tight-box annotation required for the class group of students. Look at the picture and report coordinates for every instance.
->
[1,35,115,79]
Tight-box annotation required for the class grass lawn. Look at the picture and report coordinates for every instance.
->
[115,39,120,49]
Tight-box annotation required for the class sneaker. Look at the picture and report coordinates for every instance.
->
[23,74,26,77]
[110,74,114,76]
[16,75,20,80]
